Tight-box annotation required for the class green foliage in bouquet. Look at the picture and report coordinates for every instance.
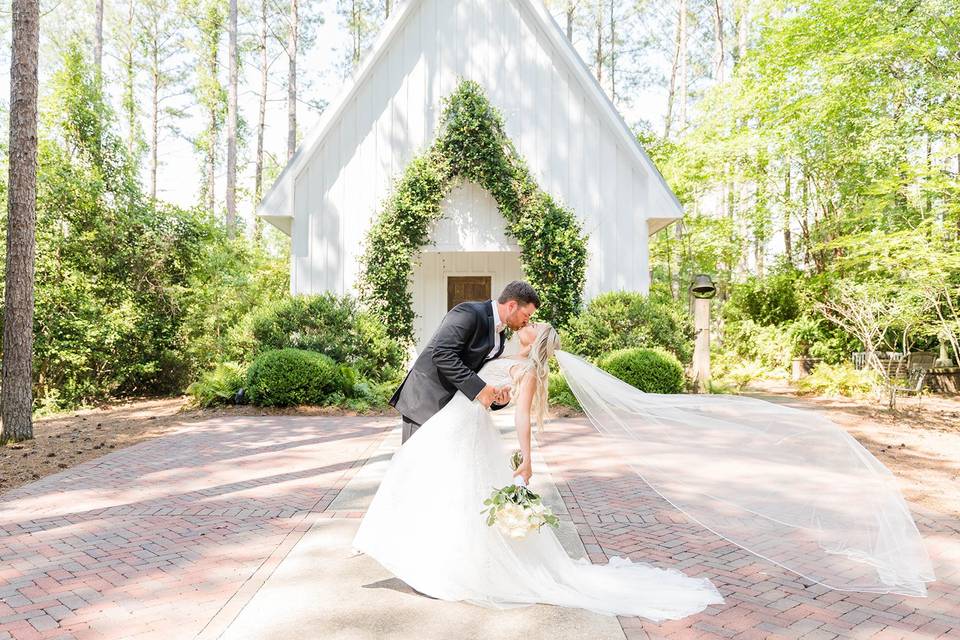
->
[599,347,685,394]
[480,451,559,538]
[359,79,588,344]
[481,484,560,532]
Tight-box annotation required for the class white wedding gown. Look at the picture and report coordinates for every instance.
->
[352,357,724,621]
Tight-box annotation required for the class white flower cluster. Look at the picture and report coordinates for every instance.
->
[494,500,550,540]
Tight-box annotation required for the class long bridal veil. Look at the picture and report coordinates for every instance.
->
[555,350,935,597]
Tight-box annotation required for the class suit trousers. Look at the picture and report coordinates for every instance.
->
[401,415,421,444]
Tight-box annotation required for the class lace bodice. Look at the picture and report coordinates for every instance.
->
[478,356,526,388]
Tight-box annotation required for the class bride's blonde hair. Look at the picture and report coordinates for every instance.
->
[511,323,561,433]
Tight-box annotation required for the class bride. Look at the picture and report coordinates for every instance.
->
[352,322,724,620]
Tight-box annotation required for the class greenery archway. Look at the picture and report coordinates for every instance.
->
[359,80,588,344]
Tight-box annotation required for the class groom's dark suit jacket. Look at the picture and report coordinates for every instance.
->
[390,300,506,426]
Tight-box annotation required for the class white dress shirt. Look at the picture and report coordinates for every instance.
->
[488,300,504,360]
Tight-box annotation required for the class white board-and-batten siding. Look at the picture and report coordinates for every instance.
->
[283,0,670,305]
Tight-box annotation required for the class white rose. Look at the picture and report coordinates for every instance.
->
[503,503,525,520]
[497,511,524,532]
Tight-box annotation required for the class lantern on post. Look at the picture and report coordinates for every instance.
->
[690,274,716,393]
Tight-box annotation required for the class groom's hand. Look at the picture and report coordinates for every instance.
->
[476,384,498,408]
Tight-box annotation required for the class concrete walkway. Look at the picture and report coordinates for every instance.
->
[0,410,958,640]
[208,416,624,640]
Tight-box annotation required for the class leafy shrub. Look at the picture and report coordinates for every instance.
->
[796,362,881,398]
[345,379,401,413]
[26,44,290,412]
[563,292,694,363]
[246,294,405,383]
[713,359,771,392]
[186,362,247,408]
[724,266,803,326]
[598,348,685,394]
[245,348,356,407]
[722,320,793,370]
[548,373,582,410]
[785,316,859,364]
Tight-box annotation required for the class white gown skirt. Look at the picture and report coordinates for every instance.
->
[352,388,724,621]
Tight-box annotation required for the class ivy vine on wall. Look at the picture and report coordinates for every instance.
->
[358,79,588,345]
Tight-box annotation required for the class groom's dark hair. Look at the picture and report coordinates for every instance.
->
[498,280,540,307]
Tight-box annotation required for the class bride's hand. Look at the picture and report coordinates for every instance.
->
[515,460,533,485]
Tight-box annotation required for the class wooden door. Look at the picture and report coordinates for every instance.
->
[447,276,491,311]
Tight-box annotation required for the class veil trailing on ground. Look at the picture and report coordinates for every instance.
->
[554,350,935,597]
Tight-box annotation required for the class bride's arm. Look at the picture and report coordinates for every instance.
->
[513,371,536,483]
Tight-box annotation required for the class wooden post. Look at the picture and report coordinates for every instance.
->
[692,297,711,393]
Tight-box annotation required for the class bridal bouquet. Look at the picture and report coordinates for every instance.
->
[481,450,560,539]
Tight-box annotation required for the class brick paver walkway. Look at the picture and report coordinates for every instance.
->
[537,418,960,640]
[1,413,958,639]
[0,416,393,640]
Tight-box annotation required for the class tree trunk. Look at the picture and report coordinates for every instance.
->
[351,0,361,66]
[608,0,616,101]
[254,0,269,243]
[2,0,40,443]
[712,0,724,82]
[226,0,237,238]
[924,134,932,215]
[385,0,391,19]
[150,38,159,200]
[678,0,687,128]
[287,0,298,160]
[95,0,104,78]
[801,167,812,269]
[594,1,602,84]
[565,0,575,41]
[206,122,216,214]
[124,0,136,157]
[735,0,748,64]
[783,163,792,264]
[664,0,682,138]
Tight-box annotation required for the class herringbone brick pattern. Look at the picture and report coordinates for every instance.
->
[2,413,958,639]
[537,418,960,640]
[0,416,393,640]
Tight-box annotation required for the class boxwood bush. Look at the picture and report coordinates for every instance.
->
[562,292,694,364]
[244,294,405,383]
[599,347,685,394]
[246,348,356,407]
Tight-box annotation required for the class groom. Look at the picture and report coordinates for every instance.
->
[390,280,541,443]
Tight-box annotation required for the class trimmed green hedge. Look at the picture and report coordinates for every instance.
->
[599,347,685,394]
[246,348,356,407]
